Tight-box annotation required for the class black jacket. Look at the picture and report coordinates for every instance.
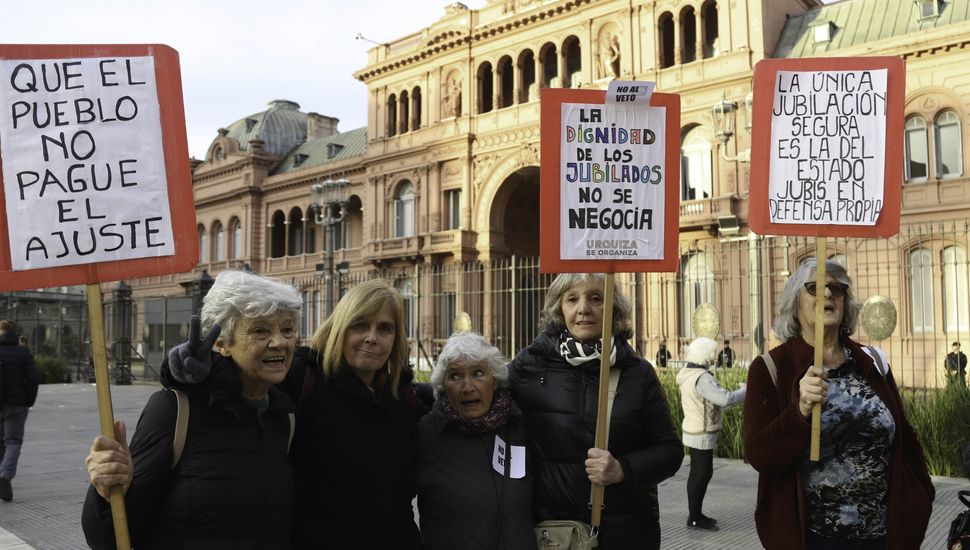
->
[290,363,422,550]
[509,332,683,550]
[82,358,295,550]
[0,331,39,407]
[418,405,537,550]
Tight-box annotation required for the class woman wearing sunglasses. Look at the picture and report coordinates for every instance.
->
[742,259,934,550]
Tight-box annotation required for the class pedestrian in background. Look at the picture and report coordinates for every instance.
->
[0,319,40,503]
[677,336,745,531]
[743,259,934,550]
[945,341,967,387]
[716,339,735,369]
[656,339,671,368]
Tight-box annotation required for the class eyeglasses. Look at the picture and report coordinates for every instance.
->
[803,282,849,297]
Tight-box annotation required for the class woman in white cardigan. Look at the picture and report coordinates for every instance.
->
[676,336,746,531]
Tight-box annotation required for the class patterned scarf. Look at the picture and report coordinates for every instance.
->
[558,330,617,366]
[435,387,513,435]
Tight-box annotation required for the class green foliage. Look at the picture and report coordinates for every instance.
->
[656,366,970,477]
[35,355,69,384]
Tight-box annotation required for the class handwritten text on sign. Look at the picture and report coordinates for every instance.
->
[0,56,174,270]
[768,69,887,226]
[560,102,666,260]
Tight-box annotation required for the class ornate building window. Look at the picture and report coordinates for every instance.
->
[659,12,675,69]
[518,49,536,103]
[935,110,963,179]
[562,36,582,88]
[213,221,225,261]
[387,94,397,136]
[905,116,929,182]
[681,6,697,63]
[288,207,303,256]
[943,245,969,334]
[198,225,208,263]
[400,90,410,133]
[270,210,286,258]
[680,252,715,337]
[681,127,713,200]
[909,248,935,333]
[445,189,461,230]
[395,182,416,238]
[702,0,719,58]
[497,56,514,109]
[229,218,243,260]
[540,43,558,87]
[411,87,422,130]
[478,62,494,114]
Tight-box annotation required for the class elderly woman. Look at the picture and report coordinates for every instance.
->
[288,279,422,549]
[82,270,301,549]
[418,332,535,550]
[743,259,934,550]
[509,273,682,550]
[677,336,745,531]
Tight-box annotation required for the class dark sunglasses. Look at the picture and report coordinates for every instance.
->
[803,282,849,297]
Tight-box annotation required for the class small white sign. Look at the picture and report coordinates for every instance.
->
[0,56,175,270]
[606,80,655,105]
[559,101,666,260]
[492,435,526,479]
[767,69,888,226]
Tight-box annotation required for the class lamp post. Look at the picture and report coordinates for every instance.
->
[309,178,350,316]
[712,94,751,163]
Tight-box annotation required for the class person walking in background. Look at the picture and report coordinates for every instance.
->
[945,341,967,387]
[677,336,746,531]
[0,320,40,503]
[656,339,671,368]
[716,339,735,369]
[743,259,934,550]
[509,273,682,550]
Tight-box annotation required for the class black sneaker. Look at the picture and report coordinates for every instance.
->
[0,476,12,502]
[686,516,718,531]
[700,514,718,526]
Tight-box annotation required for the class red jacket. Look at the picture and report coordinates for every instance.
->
[743,336,934,550]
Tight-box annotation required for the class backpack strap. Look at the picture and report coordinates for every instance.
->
[862,345,889,377]
[170,388,189,469]
[287,413,296,451]
[760,352,779,388]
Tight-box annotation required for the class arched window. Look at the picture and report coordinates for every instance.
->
[400,90,410,133]
[540,43,558,87]
[680,253,716,337]
[287,207,303,256]
[562,36,582,88]
[519,50,536,103]
[230,218,243,260]
[213,146,224,161]
[497,56,514,109]
[935,110,963,178]
[681,127,713,200]
[702,1,719,58]
[411,87,422,130]
[213,221,225,261]
[270,210,286,258]
[198,225,208,263]
[909,248,934,333]
[394,182,416,238]
[478,62,494,114]
[681,6,697,63]
[659,13,675,69]
[387,94,397,136]
[905,116,929,182]
[943,246,969,334]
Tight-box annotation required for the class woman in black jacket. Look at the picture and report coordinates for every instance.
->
[509,273,683,550]
[82,270,301,550]
[418,332,536,550]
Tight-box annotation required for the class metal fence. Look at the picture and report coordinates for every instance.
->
[289,218,970,389]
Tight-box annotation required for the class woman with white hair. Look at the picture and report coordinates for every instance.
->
[676,336,745,531]
[743,259,933,550]
[418,331,536,550]
[82,270,302,549]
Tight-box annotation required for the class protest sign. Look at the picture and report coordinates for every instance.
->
[749,57,904,238]
[539,85,680,273]
[0,44,197,292]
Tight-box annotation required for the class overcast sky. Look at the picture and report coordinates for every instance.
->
[2,0,485,159]
[3,0,835,159]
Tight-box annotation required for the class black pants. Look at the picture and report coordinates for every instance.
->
[686,447,713,520]
[805,531,886,549]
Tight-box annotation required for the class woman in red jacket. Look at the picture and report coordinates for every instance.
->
[743,259,934,550]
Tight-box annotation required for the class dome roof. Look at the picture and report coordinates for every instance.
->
[221,99,307,156]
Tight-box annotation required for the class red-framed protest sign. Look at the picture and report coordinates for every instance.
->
[539,87,680,274]
[0,44,197,292]
[748,56,905,238]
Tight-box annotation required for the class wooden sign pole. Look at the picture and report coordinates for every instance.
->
[87,283,131,550]
[590,273,615,528]
[810,239,826,462]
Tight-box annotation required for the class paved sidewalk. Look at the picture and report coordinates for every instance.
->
[0,383,966,549]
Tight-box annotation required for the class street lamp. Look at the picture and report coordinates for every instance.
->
[712,94,751,163]
[309,178,350,316]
